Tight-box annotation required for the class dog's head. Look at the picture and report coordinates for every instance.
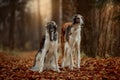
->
[46,21,57,41]
[73,14,84,25]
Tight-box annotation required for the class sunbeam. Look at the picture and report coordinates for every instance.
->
[25,0,52,26]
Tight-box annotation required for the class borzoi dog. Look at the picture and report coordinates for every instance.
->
[61,14,84,70]
[31,21,60,72]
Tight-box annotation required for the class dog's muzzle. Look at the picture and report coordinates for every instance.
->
[73,17,80,24]
[50,31,54,41]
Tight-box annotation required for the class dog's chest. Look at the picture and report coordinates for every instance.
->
[49,41,56,48]
[46,41,56,53]
[71,25,81,39]
[45,32,57,51]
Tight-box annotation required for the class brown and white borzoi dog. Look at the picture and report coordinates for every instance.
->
[31,21,60,72]
[61,14,84,70]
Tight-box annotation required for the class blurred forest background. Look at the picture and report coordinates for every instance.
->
[0,0,120,57]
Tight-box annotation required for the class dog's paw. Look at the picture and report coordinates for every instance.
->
[39,69,43,73]
[69,66,73,70]
[57,69,60,72]
[55,69,60,72]
[30,66,39,71]
[77,64,80,68]
[61,63,65,68]
[51,68,60,72]
[77,66,80,69]
[39,66,43,73]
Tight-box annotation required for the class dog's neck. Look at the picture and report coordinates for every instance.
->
[71,23,81,33]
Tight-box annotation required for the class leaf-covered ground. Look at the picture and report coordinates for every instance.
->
[0,51,120,80]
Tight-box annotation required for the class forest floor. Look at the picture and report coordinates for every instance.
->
[0,51,120,80]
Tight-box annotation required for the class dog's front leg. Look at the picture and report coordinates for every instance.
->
[62,42,68,68]
[54,44,60,72]
[39,49,46,73]
[77,43,80,68]
[69,47,74,70]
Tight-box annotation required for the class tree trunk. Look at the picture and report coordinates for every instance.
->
[95,1,120,57]
[9,1,16,50]
[75,0,95,57]
[62,0,76,23]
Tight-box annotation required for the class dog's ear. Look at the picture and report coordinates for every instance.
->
[72,14,76,22]
[51,21,57,30]
[46,22,51,28]
[79,15,84,26]
[45,23,49,32]
[51,21,57,28]
[54,24,57,32]
[54,23,57,29]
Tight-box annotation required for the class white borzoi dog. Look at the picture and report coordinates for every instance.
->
[62,14,84,70]
[30,21,60,72]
